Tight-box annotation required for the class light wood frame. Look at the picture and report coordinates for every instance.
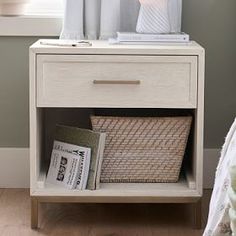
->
[30,40,205,229]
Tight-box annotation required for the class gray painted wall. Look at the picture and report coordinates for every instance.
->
[0,0,236,148]
[182,0,236,148]
[0,37,39,147]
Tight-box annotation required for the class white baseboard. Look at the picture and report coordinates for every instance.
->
[0,148,220,189]
[0,148,29,188]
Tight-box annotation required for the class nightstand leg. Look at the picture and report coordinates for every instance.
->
[192,199,202,229]
[31,197,39,229]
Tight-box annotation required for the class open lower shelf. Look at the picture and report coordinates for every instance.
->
[31,172,201,203]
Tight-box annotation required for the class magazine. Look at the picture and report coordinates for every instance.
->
[46,142,91,190]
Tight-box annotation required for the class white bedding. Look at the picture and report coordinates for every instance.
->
[229,166,236,235]
[204,118,236,236]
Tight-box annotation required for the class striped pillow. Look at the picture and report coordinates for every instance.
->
[136,0,171,34]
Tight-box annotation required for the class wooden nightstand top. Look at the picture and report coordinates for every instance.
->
[30,40,204,56]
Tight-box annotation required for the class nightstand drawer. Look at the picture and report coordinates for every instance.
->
[37,55,197,108]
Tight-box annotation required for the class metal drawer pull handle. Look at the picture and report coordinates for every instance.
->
[93,80,141,85]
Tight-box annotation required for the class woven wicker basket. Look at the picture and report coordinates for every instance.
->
[91,116,192,183]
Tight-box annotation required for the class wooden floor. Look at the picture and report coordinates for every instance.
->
[0,189,212,236]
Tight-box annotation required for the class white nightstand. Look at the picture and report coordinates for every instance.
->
[29,40,205,229]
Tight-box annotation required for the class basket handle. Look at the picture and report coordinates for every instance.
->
[93,80,141,85]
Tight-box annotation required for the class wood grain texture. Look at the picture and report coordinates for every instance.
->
[30,41,205,228]
[37,55,197,108]
[193,200,202,229]
[0,189,211,236]
[31,197,39,229]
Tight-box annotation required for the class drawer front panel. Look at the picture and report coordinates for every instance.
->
[37,55,197,108]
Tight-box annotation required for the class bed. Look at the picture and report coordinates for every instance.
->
[204,119,236,236]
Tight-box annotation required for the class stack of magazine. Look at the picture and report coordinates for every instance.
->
[110,32,190,44]
[46,125,106,190]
